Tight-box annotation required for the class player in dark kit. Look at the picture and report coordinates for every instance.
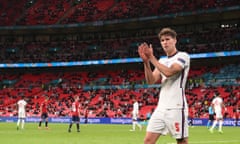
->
[207,105,215,129]
[38,97,49,129]
[68,96,81,132]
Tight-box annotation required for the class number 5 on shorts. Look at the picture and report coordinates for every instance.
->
[175,122,180,132]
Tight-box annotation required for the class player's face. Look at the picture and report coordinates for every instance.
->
[160,35,176,54]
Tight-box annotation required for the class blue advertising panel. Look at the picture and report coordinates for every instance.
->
[0,117,239,126]
[0,51,240,68]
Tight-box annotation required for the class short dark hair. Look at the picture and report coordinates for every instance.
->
[158,27,177,39]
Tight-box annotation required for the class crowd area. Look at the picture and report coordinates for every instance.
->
[0,0,239,25]
[0,0,239,121]
[0,26,239,63]
[0,63,239,120]
[0,0,239,63]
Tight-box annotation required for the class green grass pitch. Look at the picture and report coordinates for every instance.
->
[0,123,239,144]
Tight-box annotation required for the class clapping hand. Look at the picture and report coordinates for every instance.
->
[138,42,153,62]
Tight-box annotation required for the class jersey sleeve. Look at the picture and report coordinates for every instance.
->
[175,52,190,68]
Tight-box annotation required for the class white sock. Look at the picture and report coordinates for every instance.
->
[219,120,223,131]
[21,119,25,129]
[132,122,136,130]
[137,123,142,129]
[17,119,20,127]
[211,121,217,130]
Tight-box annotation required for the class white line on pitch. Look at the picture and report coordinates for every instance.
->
[167,140,240,144]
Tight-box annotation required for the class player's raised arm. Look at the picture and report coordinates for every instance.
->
[150,56,183,78]
[138,43,161,84]
[143,42,183,78]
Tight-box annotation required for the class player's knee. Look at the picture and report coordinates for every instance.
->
[144,137,154,144]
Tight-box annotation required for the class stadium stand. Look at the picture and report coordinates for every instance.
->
[0,0,239,120]
[0,26,239,63]
[0,62,239,119]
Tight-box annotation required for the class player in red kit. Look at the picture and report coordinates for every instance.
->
[38,97,49,129]
[68,96,81,132]
[84,106,89,124]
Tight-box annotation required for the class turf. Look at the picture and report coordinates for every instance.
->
[0,123,239,144]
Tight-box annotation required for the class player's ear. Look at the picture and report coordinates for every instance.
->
[174,38,177,44]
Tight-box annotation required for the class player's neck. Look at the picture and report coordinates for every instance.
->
[167,49,178,57]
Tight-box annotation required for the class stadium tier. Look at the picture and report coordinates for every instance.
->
[0,63,239,119]
[0,0,239,123]
[0,0,239,25]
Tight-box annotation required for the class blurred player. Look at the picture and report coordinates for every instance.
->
[207,104,214,129]
[38,97,49,129]
[68,96,81,132]
[209,95,225,133]
[188,106,195,128]
[234,106,239,126]
[130,98,142,131]
[84,106,89,124]
[138,27,190,144]
[17,96,27,130]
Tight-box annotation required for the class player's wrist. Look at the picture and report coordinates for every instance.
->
[149,54,155,60]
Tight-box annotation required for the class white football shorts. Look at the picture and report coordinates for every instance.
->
[18,111,26,118]
[215,110,223,119]
[132,112,138,121]
[147,108,189,139]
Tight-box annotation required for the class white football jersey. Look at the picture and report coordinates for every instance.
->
[212,96,223,112]
[133,101,139,114]
[156,51,190,110]
[18,99,27,113]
